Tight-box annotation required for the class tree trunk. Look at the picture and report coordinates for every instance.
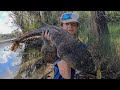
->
[90,11,109,79]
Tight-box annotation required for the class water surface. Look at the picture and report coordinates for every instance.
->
[0,42,24,79]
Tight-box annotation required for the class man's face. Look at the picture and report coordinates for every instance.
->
[62,22,78,36]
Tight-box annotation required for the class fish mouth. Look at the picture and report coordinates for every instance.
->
[10,35,42,52]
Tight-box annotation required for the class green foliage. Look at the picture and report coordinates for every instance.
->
[77,11,91,43]
[106,11,120,23]
[108,23,120,57]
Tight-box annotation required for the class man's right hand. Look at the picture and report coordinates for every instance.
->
[43,30,52,41]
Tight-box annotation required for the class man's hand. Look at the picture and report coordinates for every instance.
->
[43,30,52,41]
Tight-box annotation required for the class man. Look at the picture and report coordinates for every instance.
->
[44,12,87,79]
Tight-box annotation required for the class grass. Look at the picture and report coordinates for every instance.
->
[108,23,120,40]
[108,23,120,58]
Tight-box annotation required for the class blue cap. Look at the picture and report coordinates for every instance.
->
[60,12,79,24]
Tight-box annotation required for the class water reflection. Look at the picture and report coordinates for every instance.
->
[0,43,25,79]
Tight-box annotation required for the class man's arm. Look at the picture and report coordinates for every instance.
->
[57,60,71,79]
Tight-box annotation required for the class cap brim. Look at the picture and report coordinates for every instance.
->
[61,19,79,23]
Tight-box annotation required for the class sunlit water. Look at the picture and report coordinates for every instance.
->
[0,42,25,79]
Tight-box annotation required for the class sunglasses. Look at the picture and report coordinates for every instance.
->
[61,13,78,20]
